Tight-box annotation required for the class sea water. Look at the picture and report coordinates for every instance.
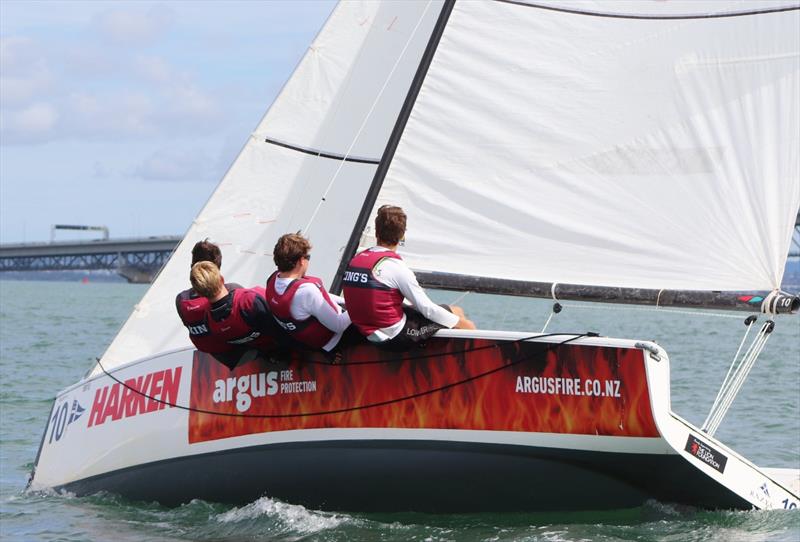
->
[1,278,798,541]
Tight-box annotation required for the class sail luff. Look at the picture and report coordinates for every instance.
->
[329,0,456,295]
[415,271,800,315]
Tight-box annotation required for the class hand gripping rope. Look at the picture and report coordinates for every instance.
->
[95,333,589,420]
[702,316,776,436]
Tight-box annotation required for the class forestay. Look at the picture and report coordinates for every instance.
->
[96,0,445,374]
[369,0,800,292]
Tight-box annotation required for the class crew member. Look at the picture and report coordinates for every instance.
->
[176,240,242,354]
[187,261,280,369]
[265,233,351,352]
[342,205,475,350]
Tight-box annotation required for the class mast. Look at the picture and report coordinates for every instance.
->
[330,0,456,295]
[415,271,800,315]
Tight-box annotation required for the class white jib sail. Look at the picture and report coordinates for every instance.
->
[371,0,800,292]
[96,0,445,374]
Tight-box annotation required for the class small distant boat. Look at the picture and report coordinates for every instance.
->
[29,0,800,512]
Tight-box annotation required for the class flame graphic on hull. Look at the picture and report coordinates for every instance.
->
[188,338,659,443]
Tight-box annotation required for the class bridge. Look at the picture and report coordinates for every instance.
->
[1,212,798,284]
[0,235,181,283]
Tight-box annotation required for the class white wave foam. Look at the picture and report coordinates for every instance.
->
[24,486,77,500]
[214,496,349,533]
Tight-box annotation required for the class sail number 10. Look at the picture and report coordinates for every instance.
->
[48,402,68,444]
[783,498,798,509]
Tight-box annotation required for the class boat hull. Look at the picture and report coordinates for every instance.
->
[60,438,749,512]
[29,331,799,512]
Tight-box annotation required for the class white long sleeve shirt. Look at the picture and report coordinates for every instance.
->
[272,276,350,351]
[367,246,459,342]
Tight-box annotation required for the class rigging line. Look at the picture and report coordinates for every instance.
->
[302,0,436,235]
[494,1,800,20]
[704,334,759,432]
[299,331,584,367]
[263,137,380,165]
[702,316,757,431]
[540,311,555,333]
[449,290,470,306]
[94,333,587,420]
[705,321,774,435]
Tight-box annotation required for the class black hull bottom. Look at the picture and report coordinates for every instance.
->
[61,440,750,512]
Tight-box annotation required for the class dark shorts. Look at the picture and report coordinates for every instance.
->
[381,305,452,351]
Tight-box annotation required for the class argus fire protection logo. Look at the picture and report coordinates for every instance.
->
[685,434,728,473]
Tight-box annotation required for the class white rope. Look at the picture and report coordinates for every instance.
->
[303,0,434,233]
[702,317,757,431]
[540,283,562,332]
[541,311,556,333]
[449,291,470,306]
[705,330,763,433]
[704,321,774,436]
[707,326,772,434]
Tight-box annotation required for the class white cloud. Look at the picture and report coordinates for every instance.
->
[91,4,175,46]
[133,55,174,83]
[0,37,53,106]
[61,45,118,77]
[131,146,218,182]
[0,102,59,142]
[93,160,113,179]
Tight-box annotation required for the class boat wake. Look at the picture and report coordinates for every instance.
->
[214,496,356,533]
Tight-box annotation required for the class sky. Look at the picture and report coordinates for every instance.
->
[0,0,336,244]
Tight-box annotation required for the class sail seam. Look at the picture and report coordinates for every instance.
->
[262,137,380,165]
[494,1,800,20]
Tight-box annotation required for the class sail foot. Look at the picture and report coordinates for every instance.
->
[414,272,800,315]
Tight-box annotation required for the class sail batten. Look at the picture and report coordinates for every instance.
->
[262,137,381,164]
[495,1,800,20]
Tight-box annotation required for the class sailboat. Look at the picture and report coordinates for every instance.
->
[28,0,800,512]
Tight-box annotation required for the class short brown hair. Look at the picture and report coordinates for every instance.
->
[190,261,223,298]
[191,240,222,269]
[273,233,311,272]
[375,205,406,245]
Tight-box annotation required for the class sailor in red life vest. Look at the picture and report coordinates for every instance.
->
[176,240,242,345]
[343,205,475,350]
[265,233,351,352]
[185,260,280,369]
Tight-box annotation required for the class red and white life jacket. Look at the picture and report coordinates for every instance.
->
[176,286,275,353]
[342,248,404,335]
[265,272,337,349]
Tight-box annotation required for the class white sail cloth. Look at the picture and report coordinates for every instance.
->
[373,0,800,292]
[96,0,444,373]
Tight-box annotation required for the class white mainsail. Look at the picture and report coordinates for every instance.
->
[97,0,445,373]
[97,0,800,373]
[369,0,800,292]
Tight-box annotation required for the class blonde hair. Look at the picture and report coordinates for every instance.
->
[190,261,223,298]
